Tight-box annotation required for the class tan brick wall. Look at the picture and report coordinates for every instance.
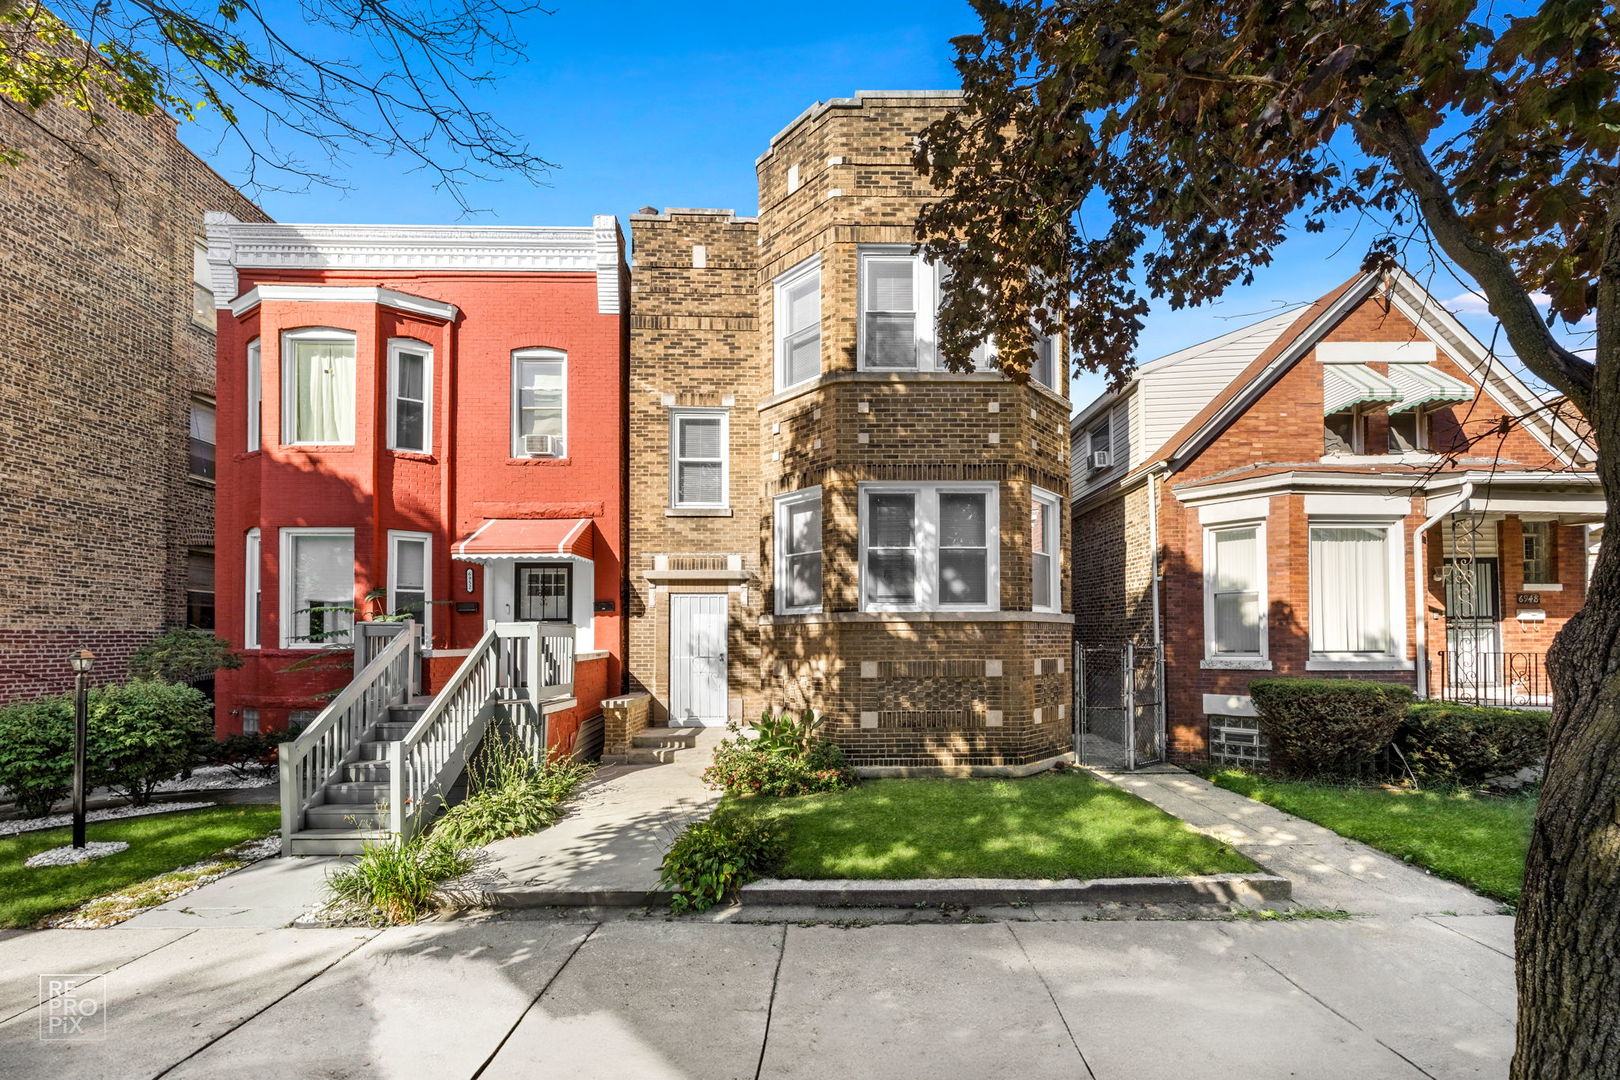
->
[602,692,652,756]
[0,79,265,700]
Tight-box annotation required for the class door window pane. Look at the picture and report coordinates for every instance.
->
[289,533,354,645]
[1309,526,1390,654]
[519,565,570,622]
[290,338,356,443]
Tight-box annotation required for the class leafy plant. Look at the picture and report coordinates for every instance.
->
[322,833,473,925]
[703,719,855,798]
[751,708,827,756]
[203,723,305,779]
[659,810,783,913]
[1395,702,1549,788]
[429,725,593,849]
[127,628,243,684]
[0,697,75,816]
[89,681,214,804]
[1248,678,1412,780]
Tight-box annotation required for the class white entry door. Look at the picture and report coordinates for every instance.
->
[670,593,728,725]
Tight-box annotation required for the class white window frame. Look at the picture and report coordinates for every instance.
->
[279,527,355,650]
[1203,520,1268,662]
[246,338,261,451]
[188,398,216,482]
[1031,486,1062,614]
[280,327,357,447]
[669,408,729,509]
[857,247,931,371]
[1387,408,1430,454]
[387,530,432,643]
[858,481,1001,613]
[1306,518,1408,666]
[774,486,824,615]
[386,338,433,454]
[510,348,568,458]
[243,527,261,649]
[773,255,822,391]
[191,243,215,331]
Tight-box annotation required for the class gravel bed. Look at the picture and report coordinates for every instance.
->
[0,801,215,838]
[24,841,130,868]
[155,765,276,793]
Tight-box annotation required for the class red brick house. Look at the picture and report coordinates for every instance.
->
[1071,268,1600,765]
[207,217,628,759]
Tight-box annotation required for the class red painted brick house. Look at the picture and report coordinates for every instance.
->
[1071,268,1600,766]
[206,217,628,757]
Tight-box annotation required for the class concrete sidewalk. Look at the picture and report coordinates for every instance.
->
[0,910,1516,1079]
[1090,765,1503,916]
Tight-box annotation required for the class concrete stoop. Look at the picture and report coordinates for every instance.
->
[600,726,704,766]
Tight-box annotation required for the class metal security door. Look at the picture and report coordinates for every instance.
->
[1075,643,1164,770]
[670,594,727,726]
[1444,558,1503,698]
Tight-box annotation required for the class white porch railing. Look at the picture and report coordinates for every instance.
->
[279,621,417,849]
[388,622,576,842]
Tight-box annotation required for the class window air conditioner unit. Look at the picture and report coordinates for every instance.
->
[523,433,561,458]
[1090,450,1112,470]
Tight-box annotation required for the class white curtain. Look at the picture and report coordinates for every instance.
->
[293,340,355,443]
[1211,527,1261,655]
[1310,526,1390,654]
[292,533,354,644]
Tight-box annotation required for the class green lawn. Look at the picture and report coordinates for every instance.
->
[1203,769,1535,904]
[724,773,1256,880]
[0,805,280,928]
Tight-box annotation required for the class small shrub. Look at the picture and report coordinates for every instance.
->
[752,708,828,756]
[703,721,855,798]
[659,811,783,913]
[1396,702,1549,787]
[430,726,594,849]
[0,696,75,816]
[89,681,214,804]
[1249,678,1413,779]
[127,628,243,684]
[204,724,302,779]
[323,834,473,925]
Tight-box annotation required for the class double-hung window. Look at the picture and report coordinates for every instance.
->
[512,348,567,458]
[1031,488,1061,612]
[283,328,356,445]
[774,488,823,614]
[860,483,1000,612]
[191,243,214,330]
[245,339,261,451]
[186,548,215,629]
[1031,332,1057,390]
[188,399,216,480]
[1522,521,1555,585]
[243,528,261,649]
[388,339,431,454]
[671,409,728,508]
[1205,523,1266,660]
[1308,521,1403,662]
[861,253,920,370]
[774,257,821,390]
[281,528,355,648]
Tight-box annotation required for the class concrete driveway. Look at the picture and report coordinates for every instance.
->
[0,907,1514,1080]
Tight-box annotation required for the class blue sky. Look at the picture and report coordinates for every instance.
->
[179,0,1587,411]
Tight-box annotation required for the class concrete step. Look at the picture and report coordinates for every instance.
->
[321,781,388,804]
[344,760,390,783]
[631,727,702,750]
[289,828,391,856]
[616,746,684,765]
[304,802,387,830]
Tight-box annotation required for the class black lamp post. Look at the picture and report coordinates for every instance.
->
[68,649,94,849]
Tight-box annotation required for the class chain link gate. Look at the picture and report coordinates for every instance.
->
[1073,642,1165,770]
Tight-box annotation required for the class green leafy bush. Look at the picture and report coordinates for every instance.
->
[659,810,783,913]
[1395,702,1549,787]
[703,716,855,797]
[204,724,303,779]
[323,834,473,925]
[1249,678,1413,779]
[127,628,243,684]
[752,708,828,756]
[89,681,214,804]
[430,726,594,849]
[0,697,76,816]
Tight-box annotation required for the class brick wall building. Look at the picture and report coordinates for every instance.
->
[629,92,1075,772]
[1071,270,1599,764]
[0,85,265,701]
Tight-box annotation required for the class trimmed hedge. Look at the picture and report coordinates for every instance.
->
[0,698,77,816]
[1249,678,1413,779]
[1396,702,1548,787]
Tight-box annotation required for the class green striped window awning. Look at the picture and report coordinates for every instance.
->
[1323,363,1400,415]
[1385,364,1474,413]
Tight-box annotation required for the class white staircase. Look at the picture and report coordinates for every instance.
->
[279,621,575,855]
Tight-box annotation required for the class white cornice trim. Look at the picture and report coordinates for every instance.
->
[593,214,623,315]
[1173,467,1600,507]
[230,284,459,321]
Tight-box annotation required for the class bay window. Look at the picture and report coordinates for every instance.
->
[860,483,1000,612]
[388,339,431,453]
[282,328,356,445]
[774,487,823,614]
[1032,488,1061,612]
[671,409,728,508]
[511,348,567,458]
[774,256,821,390]
[281,528,355,648]
[861,253,920,370]
[1205,523,1266,659]
[1308,522,1403,662]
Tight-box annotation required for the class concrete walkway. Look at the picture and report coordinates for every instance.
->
[462,729,725,904]
[0,908,1516,1079]
[1090,765,1503,916]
